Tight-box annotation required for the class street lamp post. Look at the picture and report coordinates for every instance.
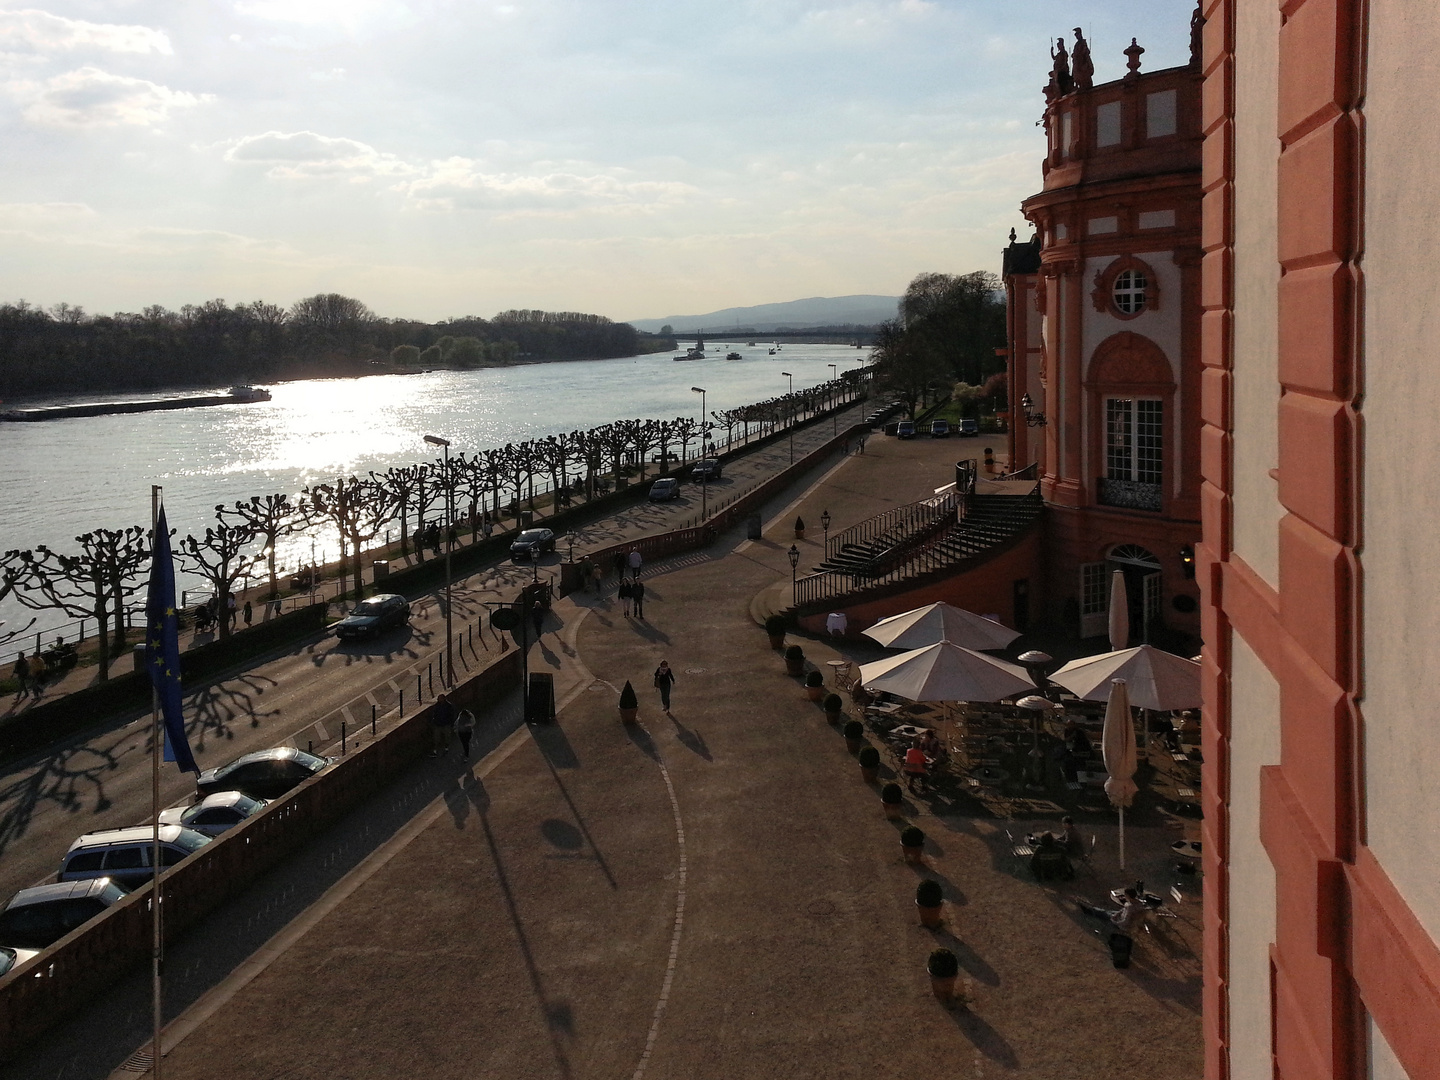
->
[787,544,800,604]
[423,434,454,686]
[781,372,794,463]
[828,364,837,434]
[821,509,831,553]
[691,386,706,438]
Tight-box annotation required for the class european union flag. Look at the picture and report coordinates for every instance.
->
[146,505,198,774]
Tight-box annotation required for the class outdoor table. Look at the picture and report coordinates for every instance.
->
[865,700,903,717]
[969,765,1009,786]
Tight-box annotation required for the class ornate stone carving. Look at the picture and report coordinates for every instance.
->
[1086,331,1174,388]
[1090,255,1162,317]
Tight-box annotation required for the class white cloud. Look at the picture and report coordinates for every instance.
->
[233,0,416,34]
[0,201,95,226]
[225,130,415,179]
[11,67,210,127]
[402,158,698,215]
[0,9,172,57]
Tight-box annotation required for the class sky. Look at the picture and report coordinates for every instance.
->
[0,1,1196,324]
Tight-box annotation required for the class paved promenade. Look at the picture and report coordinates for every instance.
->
[15,427,1202,1079]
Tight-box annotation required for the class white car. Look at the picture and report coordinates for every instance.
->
[159,791,269,837]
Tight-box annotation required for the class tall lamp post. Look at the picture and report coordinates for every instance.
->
[691,386,706,436]
[788,544,800,604]
[827,364,837,434]
[821,509,831,553]
[423,434,454,686]
[781,372,794,463]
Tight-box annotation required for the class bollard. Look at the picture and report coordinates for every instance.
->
[372,704,377,737]
[341,721,347,755]
[307,740,313,755]
[417,672,422,702]
[428,663,433,695]
[400,688,404,717]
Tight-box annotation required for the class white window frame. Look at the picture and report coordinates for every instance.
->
[1106,397,1163,485]
[1112,269,1148,314]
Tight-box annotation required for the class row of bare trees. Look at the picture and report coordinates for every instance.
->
[0,376,864,679]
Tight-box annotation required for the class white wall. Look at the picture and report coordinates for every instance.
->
[1361,0,1440,946]
[1081,251,1183,382]
[1228,631,1281,1079]
[1368,1014,1412,1080]
[1230,0,1281,587]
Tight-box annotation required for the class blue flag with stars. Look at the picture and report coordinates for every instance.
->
[146,505,198,774]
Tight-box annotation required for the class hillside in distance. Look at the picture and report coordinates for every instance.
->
[628,295,899,334]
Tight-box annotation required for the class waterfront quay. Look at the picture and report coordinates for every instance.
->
[3,414,1200,1079]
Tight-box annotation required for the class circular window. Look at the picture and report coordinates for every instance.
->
[1112,269,1148,315]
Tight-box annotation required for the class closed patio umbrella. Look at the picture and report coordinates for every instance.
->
[862,602,1021,652]
[858,641,1034,704]
[1108,570,1129,652]
[1048,645,1201,712]
[1102,678,1138,870]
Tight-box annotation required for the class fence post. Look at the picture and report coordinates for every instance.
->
[341,721,347,755]
[417,672,423,702]
[428,663,433,695]
[372,704,377,737]
[400,688,404,717]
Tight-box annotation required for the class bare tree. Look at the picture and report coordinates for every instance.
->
[305,477,394,603]
[219,494,298,599]
[671,417,698,463]
[176,518,260,641]
[375,464,427,558]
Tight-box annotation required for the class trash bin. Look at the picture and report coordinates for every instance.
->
[132,643,146,674]
[526,672,555,723]
[746,514,763,540]
[519,510,534,529]
[884,422,899,436]
[372,560,389,580]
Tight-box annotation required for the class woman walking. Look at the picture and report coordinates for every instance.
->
[456,708,476,760]
[653,660,676,713]
[619,579,633,617]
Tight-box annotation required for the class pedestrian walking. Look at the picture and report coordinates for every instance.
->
[530,601,544,640]
[591,562,603,593]
[612,550,626,580]
[632,580,646,619]
[580,557,595,593]
[430,692,456,757]
[243,599,253,627]
[273,598,283,618]
[12,653,29,696]
[628,546,642,580]
[653,660,676,712]
[619,579,633,617]
[456,708,476,759]
[227,593,237,629]
[28,651,46,698]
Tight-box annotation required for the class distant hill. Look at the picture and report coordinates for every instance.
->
[627,295,899,334]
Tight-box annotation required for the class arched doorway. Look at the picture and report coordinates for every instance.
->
[1106,543,1161,645]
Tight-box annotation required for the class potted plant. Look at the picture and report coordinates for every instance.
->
[618,680,639,724]
[916,879,944,928]
[794,515,805,539]
[842,719,865,754]
[881,782,904,819]
[927,947,961,1004]
[858,745,880,783]
[785,644,805,677]
[823,693,844,723]
[804,670,825,701]
[901,825,926,864]
[764,614,787,651]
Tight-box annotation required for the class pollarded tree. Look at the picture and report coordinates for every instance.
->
[630,419,660,482]
[374,465,426,557]
[453,453,491,541]
[176,518,261,641]
[304,477,394,603]
[218,494,299,599]
[671,417,698,463]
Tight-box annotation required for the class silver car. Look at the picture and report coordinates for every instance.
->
[159,791,269,837]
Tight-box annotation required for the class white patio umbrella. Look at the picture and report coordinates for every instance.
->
[858,641,1034,704]
[1048,645,1202,712]
[1102,678,1138,870]
[862,602,1022,652]
[1108,570,1130,651]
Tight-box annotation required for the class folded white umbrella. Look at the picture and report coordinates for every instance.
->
[1108,570,1130,651]
[1102,678,1138,869]
[862,602,1021,652]
[1049,645,1201,712]
[858,641,1034,704]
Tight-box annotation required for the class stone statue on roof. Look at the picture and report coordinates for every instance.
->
[1048,37,1073,98]
[1071,28,1094,90]
[1190,4,1205,65]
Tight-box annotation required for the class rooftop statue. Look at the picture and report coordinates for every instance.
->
[1190,4,1205,65]
[1046,37,1073,100]
[1071,29,1094,90]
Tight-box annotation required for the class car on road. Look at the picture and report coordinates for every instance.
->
[0,879,129,950]
[510,528,556,561]
[333,592,410,640]
[958,418,979,437]
[896,421,917,439]
[690,459,722,482]
[196,746,334,801]
[930,420,950,438]
[159,792,269,838]
[648,477,680,501]
[58,825,211,888]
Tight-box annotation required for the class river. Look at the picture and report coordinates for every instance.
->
[0,340,871,641]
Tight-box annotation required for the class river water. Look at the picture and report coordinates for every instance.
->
[0,341,871,639]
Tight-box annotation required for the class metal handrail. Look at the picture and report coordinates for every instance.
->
[823,490,959,563]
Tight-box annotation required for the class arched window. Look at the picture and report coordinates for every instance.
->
[1112,269,1148,314]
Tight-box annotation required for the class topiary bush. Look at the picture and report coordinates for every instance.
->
[901,825,926,849]
[823,693,843,713]
[916,880,944,908]
[842,720,864,741]
[764,614,787,637]
[927,947,959,979]
[881,782,904,804]
[858,745,880,769]
[618,680,638,710]
[805,670,824,688]
[785,644,804,662]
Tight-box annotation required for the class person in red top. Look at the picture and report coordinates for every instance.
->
[903,742,929,793]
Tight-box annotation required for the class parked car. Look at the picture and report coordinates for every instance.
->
[58,825,211,889]
[930,419,950,438]
[333,592,410,640]
[958,418,979,437]
[648,477,680,501]
[510,528,555,561]
[0,879,129,950]
[196,747,334,800]
[0,944,39,976]
[690,459,722,482]
[896,421,917,439]
[158,791,269,838]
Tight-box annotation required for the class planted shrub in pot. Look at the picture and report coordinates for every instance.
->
[764,614,787,651]
[842,719,865,754]
[858,745,880,783]
[881,782,904,819]
[618,680,639,724]
[784,644,805,677]
[916,879,944,928]
[927,947,961,1004]
[804,670,825,701]
[823,693,844,723]
[901,825,926,864]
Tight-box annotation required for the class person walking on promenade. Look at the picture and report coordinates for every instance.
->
[243,599,253,627]
[530,601,545,641]
[430,693,456,757]
[619,579,633,617]
[12,653,29,697]
[628,546,642,581]
[28,650,46,698]
[653,660,676,713]
[632,580,646,620]
[455,707,476,760]
[227,593,237,630]
[612,550,626,581]
[591,562,603,593]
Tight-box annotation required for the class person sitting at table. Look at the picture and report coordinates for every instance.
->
[902,742,929,793]
[1075,888,1147,934]
[1058,815,1083,856]
[1030,832,1074,881]
[918,728,944,762]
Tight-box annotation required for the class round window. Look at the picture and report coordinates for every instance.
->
[1112,269,1148,314]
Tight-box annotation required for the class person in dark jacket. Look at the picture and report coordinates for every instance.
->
[653,660,676,712]
[632,580,646,619]
[430,693,456,757]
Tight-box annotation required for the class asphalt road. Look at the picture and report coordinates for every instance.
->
[0,407,867,905]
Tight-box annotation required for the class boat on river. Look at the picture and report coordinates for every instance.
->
[0,385,272,422]
[725,352,742,361]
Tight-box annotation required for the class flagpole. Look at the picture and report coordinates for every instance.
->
[151,484,163,1080]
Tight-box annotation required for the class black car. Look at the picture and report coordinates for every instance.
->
[690,459,722,482]
[334,593,410,640]
[510,528,555,560]
[196,747,334,800]
[648,478,680,501]
[0,878,129,950]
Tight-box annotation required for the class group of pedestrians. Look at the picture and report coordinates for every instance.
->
[428,693,477,759]
[11,651,47,699]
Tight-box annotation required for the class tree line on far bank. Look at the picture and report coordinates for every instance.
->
[0,294,672,399]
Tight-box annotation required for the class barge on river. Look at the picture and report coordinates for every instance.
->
[0,385,272,422]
